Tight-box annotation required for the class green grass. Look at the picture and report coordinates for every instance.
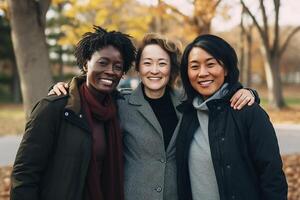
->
[260,98,300,107]
[0,104,25,136]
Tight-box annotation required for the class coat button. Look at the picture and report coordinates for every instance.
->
[217,106,221,110]
[64,112,69,116]
[221,137,225,142]
[79,114,82,118]
[231,195,236,199]
[226,164,231,169]
[155,186,162,192]
[159,159,166,163]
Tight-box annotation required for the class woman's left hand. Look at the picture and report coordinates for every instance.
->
[230,89,255,110]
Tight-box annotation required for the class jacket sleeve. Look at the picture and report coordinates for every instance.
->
[244,87,260,104]
[246,104,287,199]
[10,99,61,200]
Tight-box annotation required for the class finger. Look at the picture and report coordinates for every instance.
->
[57,84,68,95]
[233,95,247,109]
[247,96,255,106]
[230,91,242,107]
[53,86,62,96]
[48,90,55,96]
[236,96,252,110]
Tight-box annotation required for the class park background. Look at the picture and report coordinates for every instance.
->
[0,0,300,199]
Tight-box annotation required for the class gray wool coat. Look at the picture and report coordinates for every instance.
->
[117,84,184,200]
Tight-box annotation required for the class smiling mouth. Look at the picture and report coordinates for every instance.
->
[99,78,114,85]
[198,80,213,86]
[148,77,161,81]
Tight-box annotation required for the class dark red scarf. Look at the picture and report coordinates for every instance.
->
[80,84,124,200]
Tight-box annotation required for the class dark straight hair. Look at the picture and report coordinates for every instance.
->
[180,34,239,103]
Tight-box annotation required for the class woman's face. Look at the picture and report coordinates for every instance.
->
[85,45,124,94]
[187,47,227,100]
[139,44,171,98]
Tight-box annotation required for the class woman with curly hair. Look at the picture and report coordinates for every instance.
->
[10,26,136,200]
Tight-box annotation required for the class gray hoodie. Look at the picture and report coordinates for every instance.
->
[188,83,228,200]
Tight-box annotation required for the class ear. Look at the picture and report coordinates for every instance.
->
[224,68,228,76]
[83,65,88,73]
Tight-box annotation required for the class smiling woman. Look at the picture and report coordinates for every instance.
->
[84,46,124,95]
[176,34,287,200]
[187,47,227,100]
[10,26,136,200]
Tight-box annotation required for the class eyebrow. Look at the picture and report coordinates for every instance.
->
[98,57,123,63]
[142,57,169,61]
[189,57,216,63]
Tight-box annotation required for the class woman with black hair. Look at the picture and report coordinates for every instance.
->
[176,34,287,200]
[10,26,136,200]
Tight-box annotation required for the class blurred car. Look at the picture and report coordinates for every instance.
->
[117,77,140,94]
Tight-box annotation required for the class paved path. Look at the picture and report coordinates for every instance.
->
[0,124,299,166]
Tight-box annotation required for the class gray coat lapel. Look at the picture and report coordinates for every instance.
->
[128,84,163,136]
[166,89,184,153]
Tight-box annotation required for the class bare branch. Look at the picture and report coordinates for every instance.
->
[240,0,268,48]
[259,0,269,44]
[279,26,300,58]
[272,0,280,53]
[162,2,191,24]
[213,0,222,9]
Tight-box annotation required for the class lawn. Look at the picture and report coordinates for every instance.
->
[0,84,299,136]
[0,104,25,136]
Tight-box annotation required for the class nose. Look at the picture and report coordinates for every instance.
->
[150,63,159,74]
[198,66,209,77]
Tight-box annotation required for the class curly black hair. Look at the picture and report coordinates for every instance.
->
[74,25,136,73]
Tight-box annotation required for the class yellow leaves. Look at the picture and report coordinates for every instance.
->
[55,0,150,46]
[52,0,67,6]
[0,0,8,16]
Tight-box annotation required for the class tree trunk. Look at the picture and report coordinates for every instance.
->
[263,54,285,109]
[11,61,21,103]
[245,30,252,87]
[239,32,245,84]
[7,0,53,119]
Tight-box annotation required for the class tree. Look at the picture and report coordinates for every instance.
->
[239,7,253,87]
[7,0,53,119]
[0,14,21,103]
[164,0,223,35]
[58,0,150,46]
[47,1,75,81]
[241,0,300,108]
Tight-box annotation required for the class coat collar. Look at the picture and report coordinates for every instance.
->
[128,83,184,108]
[65,75,86,115]
[128,83,184,142]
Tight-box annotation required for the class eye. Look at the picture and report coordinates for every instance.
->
[143,61,152,66]
[189,64,199,70]
[207,62,216,68]
[159,62,168,67]
[98,60,108,66]
[113,64,123,71]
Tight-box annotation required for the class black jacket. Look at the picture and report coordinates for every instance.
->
[176,84,287,200]
[10,76,122,200]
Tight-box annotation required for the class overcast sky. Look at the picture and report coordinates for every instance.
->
[137,0,300,31]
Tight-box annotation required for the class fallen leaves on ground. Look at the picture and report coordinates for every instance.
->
[1,154,300,199]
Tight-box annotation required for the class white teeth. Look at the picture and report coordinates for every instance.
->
[100,79,113,84]
[148,77,161,80]
[199,80,213,86]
